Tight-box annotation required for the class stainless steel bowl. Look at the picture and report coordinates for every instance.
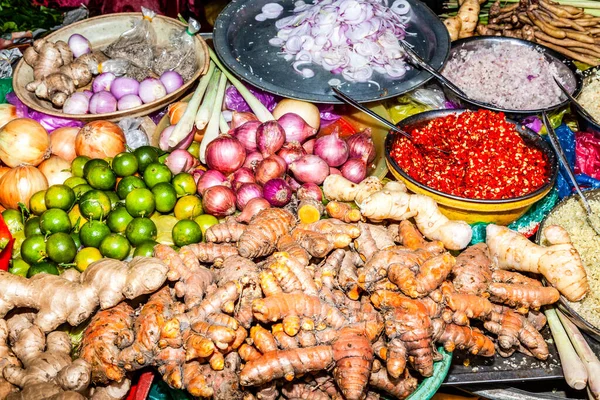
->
[441,36,583,119]
[574,66,600,136]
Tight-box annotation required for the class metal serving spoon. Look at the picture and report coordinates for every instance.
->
[542,112,600,236]
[553,76,600,126]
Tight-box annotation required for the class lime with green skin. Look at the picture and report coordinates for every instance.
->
[24,217,42,238]
[174,195,203,220]
[2,209,24,234]
[105,191,120,210]
[172,220,202,247]
[46,232,77,264]
[172,173,197,197]
[45,185,76,211]
[133,240,157,257]
[9,258,30,277]
[21,235,46,265]
[39,209,71,235]
[187,142,200,159]
[29,191,47,216]
[82,159,109,179]
[143,162,172,189]
[64,176,87,188]
[10,231,25,260]
[151,214,178,246]
[80,220,111,248]
[27,260,59,277]
[134,146,160,173]
[73,184,93,198]
[107,206,134,233]
[68,204,88,232]
[79,190,111,220]
[71,156,90,178]
[126,217,157,246]
[71,231,81,249]
[86,165,117,191]
[74,247,103,272]
[193,214,219,240]
[99,234,131,260]
[152,182,177,213]
[116,176,147,200]
[112,152,139,177]
[125,188,155,218]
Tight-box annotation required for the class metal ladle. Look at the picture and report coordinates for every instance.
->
[542,112,600,236]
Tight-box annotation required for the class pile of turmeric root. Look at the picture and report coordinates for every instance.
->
[0,175,589,400]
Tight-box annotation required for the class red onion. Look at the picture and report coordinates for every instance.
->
[202,186,236,218]
[341,158,367,183]
[82,90,93,99]
[165,149,198,175]
[263,178,292,207]
[231,112,259,129]
[110,77,140,100]
[160,71,184,94]
[63,92,89,115]
[314,131,349,167]
[255,155,286,186]
[92,73,116,93]
[243,151,264,171]
[205,135,246,175]
[236,198,270,223]
[68,34,91,58]
[89,91,117,114]
[139,78,166,104]
[303,138,315,154]
[277,113,317,143]
[196,170,228,195]
[256,121,285,157]
[277,142,306,165]
[236,183,263,210]
[329,167,342,176]
[297,182,322,202]
[289,155,329,185]
[231,167,256,190]
[117,94,143,111]
[191,168,205,184]
[346,128,376,163]
[286,175,302,191]
[159,125,195,152]
[232,121,260,152]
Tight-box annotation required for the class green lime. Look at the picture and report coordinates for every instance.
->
[9,258,30,277]
[116,176,147,200]
[134,146,160,173]
[29,191,47,216]
[133,240,157,257]
[125,188,155,218]
[10,230,25,259]
[39,209,71,234]
[71,156,90,178]
[172,220,202,247]
[79,220,111,248]
[73,184,93,198]
[74,247,103,272]
[68,204,88,231]
[27,260,59,277]
[79,190,111,220]
[194,214,219,239]
[45,185,76,211]
[21,235,46,264]
[107,206,134,233]
[86,165,117,190]
[24,217,42,238]
[82,158,108,178]
[71,231,81,249]
[112,152,139,177]
[174,195,203,220]
[172,173,197,197]
[105,191,120,210]
[151,214,178,245]
[126,217,157,246]
[152,182,177,213]
[2,209,24,234]
[46,232,77,264]
[99,234,131,260]
[187,142,200,159]
[64,176,87,188]
[143,162,172,189]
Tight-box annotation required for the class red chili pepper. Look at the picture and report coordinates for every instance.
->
[0,215,14,272]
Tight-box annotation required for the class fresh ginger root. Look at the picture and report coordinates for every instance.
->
[0,319,19,398]
[486,224,588,302]
[326,201,362,223]
[323,175,384,204]
[444,0,487,40]
[238,208,296,258]
[451,242,493,296]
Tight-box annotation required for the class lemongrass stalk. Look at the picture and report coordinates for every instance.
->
[167,62,216,148]
[558,311,600,398]
[195,69,222,130]
[208,48,274,122]
[545,309,588,390]
[219,114,229,134]
[199,72,228,164]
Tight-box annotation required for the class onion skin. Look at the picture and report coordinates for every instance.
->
[255,155,286,186]
[232,121,261,152]
[0,165,48,210]
[0,167,9,181]
[205,135,246,175]
[243,151,264,171]
[196,170,228,196]
[165,149,198,175]
[0,104,17,129]
[341,158,367,183]
[314,131,349,167]
[277,113,317,143]
[236,197,270,223]
[168,102,188,125]
[263,178,292,207]
[236,183,263,210]
[231,167,256,189]
[38,155,72,186]
[75,120,126,159]
[277,142,306,165]
[50,127,79,162]
[202,186,237,218]
[347,128,376,163]
[273,99,320,130]
[302,138,315,154]
[289,155,330,185]
[231,112,259,129]
[0,118,50,167]
[256,121,286,157]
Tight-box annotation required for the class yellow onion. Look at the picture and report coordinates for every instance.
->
[0,166,9,181]
[0,165,48,210]
[75,120,126,159]
[0,118,50,167]
[50,127,79,162]
[0,104,17,129]
[38,156,72,186]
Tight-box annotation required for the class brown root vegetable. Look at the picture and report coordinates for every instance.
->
[205,220,246,243]
[238,208,296,259]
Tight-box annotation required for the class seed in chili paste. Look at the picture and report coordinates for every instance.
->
[390,110,549,200]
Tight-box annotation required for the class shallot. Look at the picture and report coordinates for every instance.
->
[231,112,259,129]
[347,128,376,163]
[165,149,198,174]
[232,121,261,152]
[160,71,184,94]
[289,155,329,184]
[303,138,315,154]
[196,170,228,195]
[111,77,140,100]
[277,113,317,143]
[89,91,117,114]
[63,92,90,115]
[117,94,143,111]
[273,99,320,130]
[341,157,368,183]
[231,168,256,189]
[236,183,263,210]
[277,142,306,165]
[68,34,91,58]
[139,78,167,103]
[256,120,285,157]
[202,185,236,217]
[159,125,194,152]
[263,178,292,207]
[255,154,286,185]
[205,135,246,175]
[314,131,349,167]
[297,182,323,202]
[93,73,116,93]
[243,151,264,171]
[236,198,270,223]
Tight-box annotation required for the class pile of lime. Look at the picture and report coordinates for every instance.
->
[5,146,219,277]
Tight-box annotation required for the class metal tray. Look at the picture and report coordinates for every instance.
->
[213,0,450,103]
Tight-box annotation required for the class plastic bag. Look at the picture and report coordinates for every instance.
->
[575,131,600,179]
[88,59,130,77]
[119,117,149,149]
[104,7,157,70]
[153,18,200,81]
[224,84,278,113]
[386,85,447,124]
[6,91,83,132]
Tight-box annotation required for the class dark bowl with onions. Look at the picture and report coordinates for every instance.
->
[573,65,600,137]
[440,36,582,119]
[384,109,558,225]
